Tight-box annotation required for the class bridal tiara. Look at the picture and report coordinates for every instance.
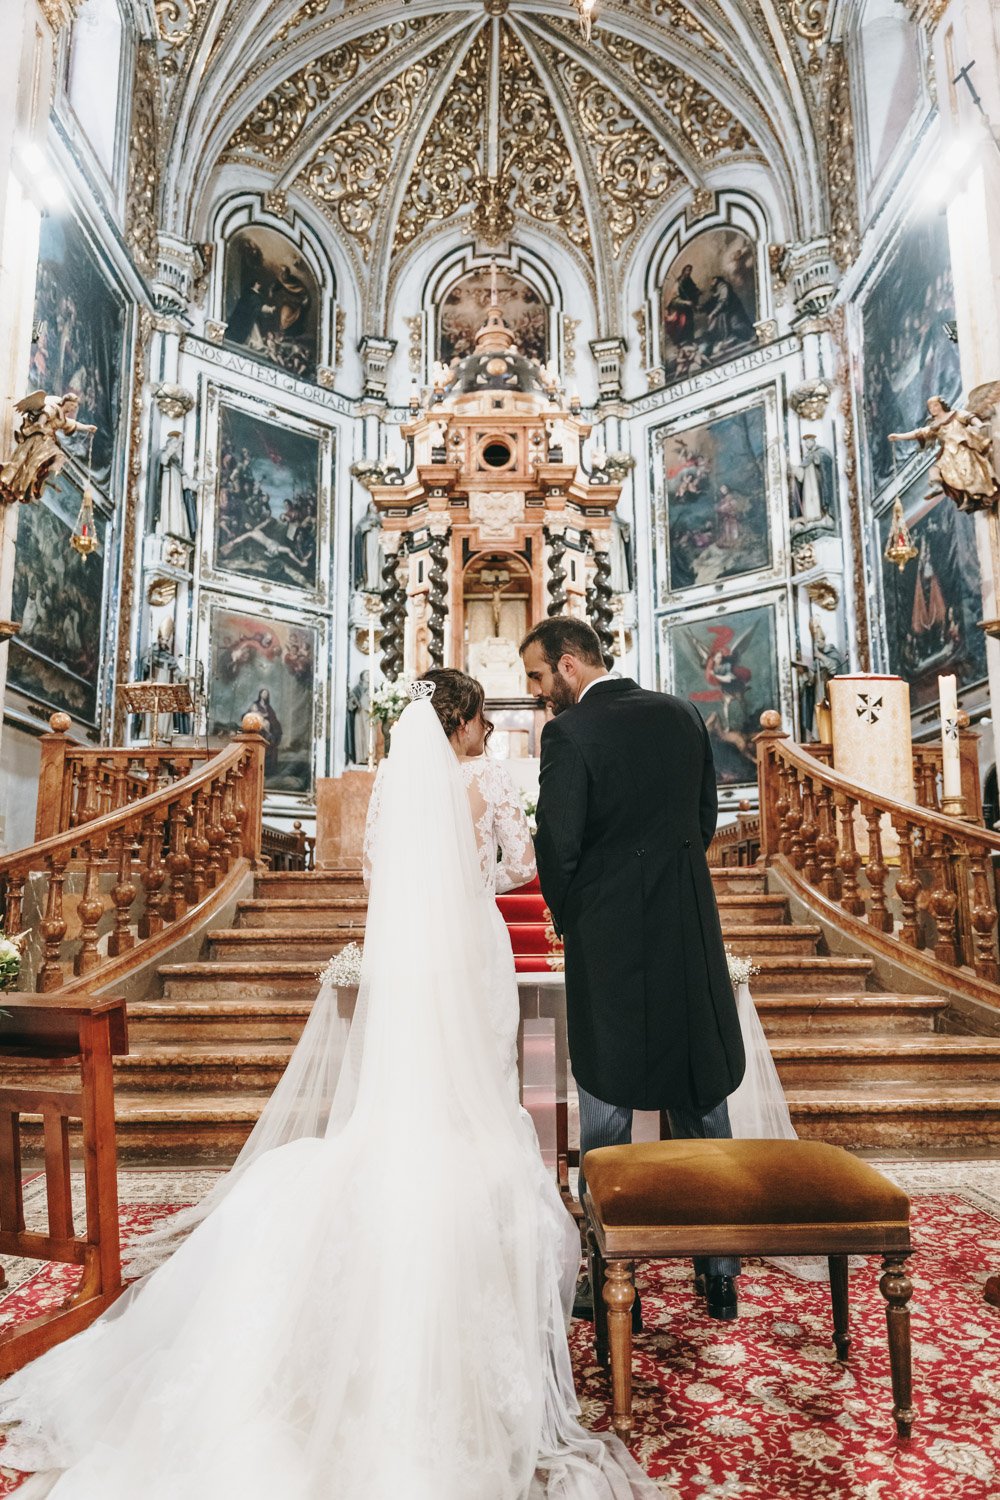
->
[409,680,436,701]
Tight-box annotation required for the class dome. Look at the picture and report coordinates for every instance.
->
[449,349,547,394]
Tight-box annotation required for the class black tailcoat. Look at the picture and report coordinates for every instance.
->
[534,678,745,1113]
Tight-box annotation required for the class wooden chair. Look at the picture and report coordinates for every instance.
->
[0,994,128,1375]
[582,1139,914,1442]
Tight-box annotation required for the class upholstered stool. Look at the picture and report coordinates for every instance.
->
[582,1139,913,1441]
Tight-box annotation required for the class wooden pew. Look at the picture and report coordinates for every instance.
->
[0,993,128,1375]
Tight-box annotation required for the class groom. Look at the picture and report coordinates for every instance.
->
[520,617,746,1320]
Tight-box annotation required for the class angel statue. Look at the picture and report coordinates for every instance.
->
[889,388,1000,514]
[0,391,97,506]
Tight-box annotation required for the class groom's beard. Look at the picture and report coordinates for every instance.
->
[545,674,577,716]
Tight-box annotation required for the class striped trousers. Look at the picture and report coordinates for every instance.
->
[577,1085,740,1278]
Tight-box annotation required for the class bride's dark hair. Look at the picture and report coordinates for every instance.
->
[418,668,494,746]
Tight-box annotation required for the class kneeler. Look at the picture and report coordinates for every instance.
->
[582,1139,914,1442]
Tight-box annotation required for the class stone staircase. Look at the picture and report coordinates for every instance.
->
[12,866,1000,1161]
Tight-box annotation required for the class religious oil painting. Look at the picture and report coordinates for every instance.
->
[28,213,126,491]
[223,225,320,382]
[438,269,548,365]
[861,216,961,494]
[207,606,317,795]
[879,471,987,708]
[215,405,321,592]
[662,406,770,594]
[666,603,780,786]
[659,228,757,382]
[8,473,108,724]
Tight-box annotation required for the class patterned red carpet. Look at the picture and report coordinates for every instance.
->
[2,1163,999,1497]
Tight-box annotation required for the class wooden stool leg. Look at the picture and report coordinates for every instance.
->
[588,1228,609,1368]
[879,1254,914,1438]
[828,1254,850,1360]
[604,1259,635,1442]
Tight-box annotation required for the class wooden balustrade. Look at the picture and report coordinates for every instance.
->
[1,719,266,995]
[34,712,216,843]
[0,994,128,1376]
[803,736,983,822]
[261,820,316,872]
[756,711,1000,1006]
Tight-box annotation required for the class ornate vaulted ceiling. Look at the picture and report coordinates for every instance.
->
[149,0,836,323]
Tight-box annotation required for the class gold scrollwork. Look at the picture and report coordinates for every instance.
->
[126,40,160,278]
[154,0,208,50]
[303,52,448,258]
[824,44,859,270]
[576,24,753,160]
[225,22,430,165]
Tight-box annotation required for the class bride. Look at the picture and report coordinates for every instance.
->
[0,670,657,1499]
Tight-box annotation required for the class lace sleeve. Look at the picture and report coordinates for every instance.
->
[492,765,537,894]
[362,763,387,889]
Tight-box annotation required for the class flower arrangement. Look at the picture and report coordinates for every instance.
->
[518,789,538,834]
[0,934,21,992]
[725,947,758,987]
[318,942,364,988]
[369,678,411,726]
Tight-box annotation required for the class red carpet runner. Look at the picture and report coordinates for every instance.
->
[499,876,564,973]
[2,1181,999,1497]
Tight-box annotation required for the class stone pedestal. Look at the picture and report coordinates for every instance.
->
[315,770,376,869]
[829,675,913,856]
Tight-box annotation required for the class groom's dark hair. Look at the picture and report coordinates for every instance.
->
[519,617,604,669]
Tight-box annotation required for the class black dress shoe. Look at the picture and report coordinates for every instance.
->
[705,1274,738,1321]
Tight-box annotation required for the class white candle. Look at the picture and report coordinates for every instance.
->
[938,673,962,803]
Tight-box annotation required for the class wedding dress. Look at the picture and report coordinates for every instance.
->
[0,692,657,1500]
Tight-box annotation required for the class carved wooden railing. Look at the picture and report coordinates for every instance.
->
[261,820,316,872]
[806,733,984,824]
[33,712,216,842]
[0,994,128,1374]
[756,712,1000,1005]
[1,719,266,994]
[707,802,761,867]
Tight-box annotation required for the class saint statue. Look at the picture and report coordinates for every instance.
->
[345,669,371,766]
[0,391,97,505]
[791,435,836,533]
[889,395,1000,513]
[156,431,194,541]
[353,502,384,592]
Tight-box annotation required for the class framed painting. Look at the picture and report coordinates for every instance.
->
[662,598,784,787]
[659,227,757,382]
[222,225,319,382]
[878,470,987,708]
[28,213,127,492]
[8,472,109,724]
[438,268,548,364]
[860,216,961,495]
[660,403,771,595]
[205,604,318,795]
[213,403,322,593]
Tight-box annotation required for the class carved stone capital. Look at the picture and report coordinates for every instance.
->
[152,382,195,421]
[358,335,397,398]
[786,238,839,320]
[589,337,627,399]
[153,233,208,315]
[788,378,833,421]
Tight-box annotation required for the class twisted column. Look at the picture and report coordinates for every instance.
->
[379,537,408,682]
[427,525,450,669]
[545,526,567,617]
[585,533,615,668]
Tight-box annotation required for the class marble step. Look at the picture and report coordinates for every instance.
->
[207,926,366,961]
[504,922,822,958]
[787,1083,1000,1151]
[159,960,332,1001]
[495,891,790,927]
[752,993,945,1035]
[772,1033,1000,1086]
[708,867,767,894]
[6,1043,295,1094]
[128,997,313,1043]
[733,955,874,993]
[254,871,366,901]
[236,898,368,929]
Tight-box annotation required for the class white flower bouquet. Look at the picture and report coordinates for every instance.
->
[725,947,758,988]
[369,679,411,725]
[318,942,364,989]
[0,935,21,992]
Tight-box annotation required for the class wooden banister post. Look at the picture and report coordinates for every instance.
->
[34,712,73,843]
[957,715,984,824]
[754,710,788,864]
[234,714,267,870]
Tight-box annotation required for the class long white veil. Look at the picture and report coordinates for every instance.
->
[1,694,656,1498]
